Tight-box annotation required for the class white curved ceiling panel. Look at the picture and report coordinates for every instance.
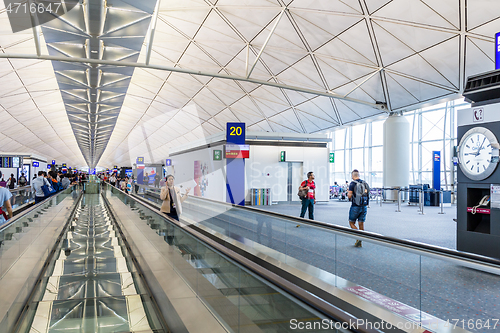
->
[0,0,497,168]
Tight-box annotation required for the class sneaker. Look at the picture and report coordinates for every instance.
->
[354,240,361,247]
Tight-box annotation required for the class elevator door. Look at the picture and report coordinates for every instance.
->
[287,162,303,202]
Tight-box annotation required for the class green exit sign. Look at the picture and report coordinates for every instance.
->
[213,150,222,161]
[329,153,334,163]
[280,151,286,162]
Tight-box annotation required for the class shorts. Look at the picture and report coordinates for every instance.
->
[349,205,367,222]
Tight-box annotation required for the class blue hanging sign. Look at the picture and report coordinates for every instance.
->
[32,161,39,167]
[432,151,441,191]
[166,159,172,166]
[226,122,245,144]
[52,160,55,165]
[496,32,500,70]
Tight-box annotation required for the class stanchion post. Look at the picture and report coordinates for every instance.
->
[417,188,422,212]
[420,189,425,215]
[396,189,401,212]
[380,188,383,207]
[438,190,445,214]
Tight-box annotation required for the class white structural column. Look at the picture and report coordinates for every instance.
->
[383,114,410,200]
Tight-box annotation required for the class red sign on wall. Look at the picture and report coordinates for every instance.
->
[225,144,250,158]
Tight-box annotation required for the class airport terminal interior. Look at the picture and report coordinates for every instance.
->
[1,1,500,332]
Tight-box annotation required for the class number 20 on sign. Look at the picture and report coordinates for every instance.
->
[226,122,245,144]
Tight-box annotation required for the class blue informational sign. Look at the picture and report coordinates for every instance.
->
[90,168,96,175]
[47,164,51,169]
[32,161,39,167]
[166,159,171,166]
[226,122,245,144]
[496,32,500,70]
[225,122,246,206]
[432,151,441,191]
[52,160,55,165]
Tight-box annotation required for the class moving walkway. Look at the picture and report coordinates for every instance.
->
[0,185,366,333]
[135,186,500,333]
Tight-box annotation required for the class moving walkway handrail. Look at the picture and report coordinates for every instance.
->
[0,185,76,234]
[143,186,500,275]
[108,184,378,333]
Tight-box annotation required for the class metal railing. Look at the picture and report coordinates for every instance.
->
[364,187,455,215]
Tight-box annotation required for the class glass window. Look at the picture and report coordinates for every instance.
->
[335,129,346,150]
[372,147,383,172]
[351,124,365,148]
[421,109,445,141]
[352,148,363,172]
[372,121,384,146]
[334,149,345,175]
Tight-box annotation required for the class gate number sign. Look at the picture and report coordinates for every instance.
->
[226,122,245,145]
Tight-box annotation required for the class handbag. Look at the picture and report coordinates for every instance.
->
[0,207,7,220]
[297,180,308,199]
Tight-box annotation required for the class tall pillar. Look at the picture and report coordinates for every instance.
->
[383,113,410,200]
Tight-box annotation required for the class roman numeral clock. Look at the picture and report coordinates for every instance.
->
[458,127,500,181]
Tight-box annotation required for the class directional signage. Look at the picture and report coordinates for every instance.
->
[166,159,172,166]
[32,161,39,167]
[226,122,245,144]
[225,144,250,159]
[280,151,286,162]
[52,160,55,165]
[136,157,145,169]
[329,153,335,163]
[213,150,222,161]
[496,32,500,70]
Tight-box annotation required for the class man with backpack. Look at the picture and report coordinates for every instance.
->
[18,173,27,187]
[299,171,316,220]
[347,169,370,247]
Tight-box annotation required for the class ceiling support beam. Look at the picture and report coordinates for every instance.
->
[459,0,467,94]
[360,0,391,111]
[146,0,161,65]
[0,53,387,111]
[246,8,286,79]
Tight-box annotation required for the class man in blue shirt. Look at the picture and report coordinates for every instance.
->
[0,186,13,225]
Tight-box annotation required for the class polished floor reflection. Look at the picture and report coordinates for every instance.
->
[27,195,164,333]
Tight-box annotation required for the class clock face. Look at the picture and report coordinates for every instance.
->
[458,127,499,181]
[459,133,493,175]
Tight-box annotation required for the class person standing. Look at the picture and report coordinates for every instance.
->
[32,171,51,204]
[7,173,16,189]
[160,175,190,221]
[18,173,27,187]
[0,185,13,225]
[154,173,161,188]
[299,172,316,220]
[347,169,370,247]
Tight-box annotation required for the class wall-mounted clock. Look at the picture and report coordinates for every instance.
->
[458,126,500,181]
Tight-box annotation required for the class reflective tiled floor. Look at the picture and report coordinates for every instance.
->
[25,195,164,333]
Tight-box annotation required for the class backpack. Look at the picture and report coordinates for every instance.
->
[19,176,26,185]
[297,180,311,199]
[353,180,370,206]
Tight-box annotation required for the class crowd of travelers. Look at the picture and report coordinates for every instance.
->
[0,169,83,225]
[32,171,79,204]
